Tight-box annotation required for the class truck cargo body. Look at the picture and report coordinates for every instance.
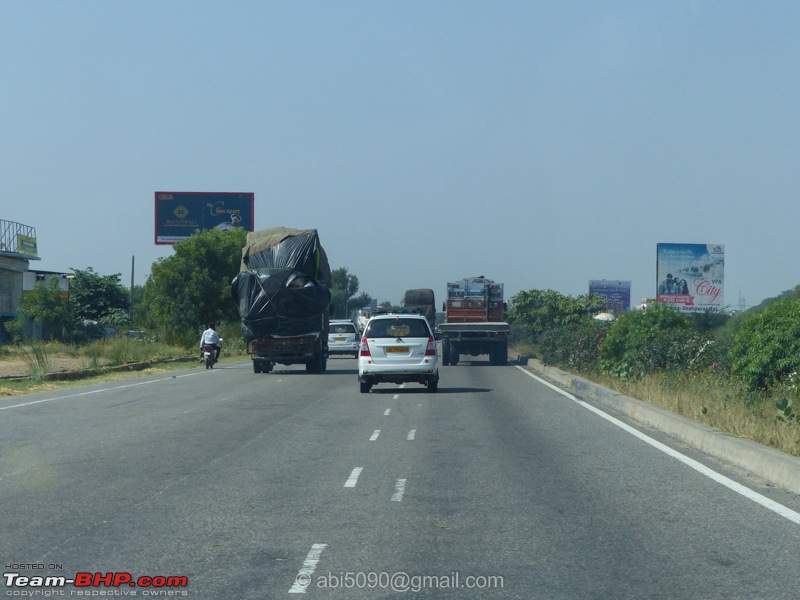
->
[440,277,509,366]
[231,227,332,374]
[248,316,328,373]
[403,288,436,332]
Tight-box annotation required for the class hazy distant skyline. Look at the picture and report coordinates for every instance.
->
[3,1,799,309]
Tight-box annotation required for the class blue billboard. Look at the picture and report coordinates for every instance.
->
[589,280,631,315]
[155,192,255,244]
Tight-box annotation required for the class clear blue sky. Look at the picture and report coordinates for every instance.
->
[3,1,799,309]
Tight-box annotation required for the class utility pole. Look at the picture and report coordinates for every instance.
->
[130,256,135,323]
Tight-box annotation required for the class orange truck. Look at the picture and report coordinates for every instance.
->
[439,276,509,366]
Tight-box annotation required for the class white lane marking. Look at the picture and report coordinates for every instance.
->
[392,479,407,502]
[0,370,210,411]
[516,366,800,526]
[288,543,327,594]
[344,467,363,488]
[407,429,416,440]
[370,430,381,441]
[384,409,391,416]
[393,395,399,400]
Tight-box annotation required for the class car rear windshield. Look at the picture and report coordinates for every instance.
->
[366,318,430,339]
[331,324,356,334]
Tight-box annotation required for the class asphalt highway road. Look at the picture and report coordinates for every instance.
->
[2,356,799,599]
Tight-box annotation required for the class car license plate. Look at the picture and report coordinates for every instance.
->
[335,337,346,342]
[386,346,407,353]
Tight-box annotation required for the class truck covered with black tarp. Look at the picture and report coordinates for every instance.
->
[230,227,332,373]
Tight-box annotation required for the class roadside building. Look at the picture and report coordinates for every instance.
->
[0,219,70,342]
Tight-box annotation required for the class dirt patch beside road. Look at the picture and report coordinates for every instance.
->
[0,357,103,379]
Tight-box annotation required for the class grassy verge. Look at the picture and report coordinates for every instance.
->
[0,338,245,397]
[513,345,800,457]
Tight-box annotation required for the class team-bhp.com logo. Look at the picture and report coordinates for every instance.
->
[4,571,189,593]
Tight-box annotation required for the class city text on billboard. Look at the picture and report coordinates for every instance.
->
[656,243,724,313]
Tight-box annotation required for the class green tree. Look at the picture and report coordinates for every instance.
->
[139,228,247,344]
[508,289,604,342]
[688,310,730,333]
[129,284,146,326]
[330,267,370,319]
[12,278,78,341]
[69,267,129,323]
[729,299,800,391]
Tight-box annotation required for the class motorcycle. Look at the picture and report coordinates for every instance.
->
[202,338,222,369]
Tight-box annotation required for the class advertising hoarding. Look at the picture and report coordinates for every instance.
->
[656,243,724,313]
[16,234,38,257]
[154,192,255,244]
[589,280,631,314]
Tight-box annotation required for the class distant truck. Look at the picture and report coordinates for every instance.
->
[438,276,509,366]
[231,227,332,374]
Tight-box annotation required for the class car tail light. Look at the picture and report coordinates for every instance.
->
[425,337,436,356]
[360,337,371,357]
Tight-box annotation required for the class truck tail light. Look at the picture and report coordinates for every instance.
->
[360,337,371,357]
[425,337,436,356]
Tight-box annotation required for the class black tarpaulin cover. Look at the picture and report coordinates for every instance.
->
[231,227,331,341]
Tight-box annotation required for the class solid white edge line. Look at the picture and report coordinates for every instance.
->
[288,543,327,594]
[392,479,407,502]
[515,366,800,526]
[0,370,209,411]
[344,467,363,488]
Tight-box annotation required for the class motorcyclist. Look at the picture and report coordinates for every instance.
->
[199,323,222,363]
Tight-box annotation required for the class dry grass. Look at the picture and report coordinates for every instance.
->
[591,371,800,457]
[511,344,800,457]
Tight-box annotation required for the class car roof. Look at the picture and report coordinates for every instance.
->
[368,313,425,319]
[369,308,426,318]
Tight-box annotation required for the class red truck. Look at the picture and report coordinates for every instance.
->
[439,276,509,366]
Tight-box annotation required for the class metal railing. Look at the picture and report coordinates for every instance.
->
[0,220,36,253]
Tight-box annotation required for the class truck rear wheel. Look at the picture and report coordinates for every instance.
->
[497,344,508,366]
[449,342,459,366]
[306,352,326,373]
[442,342,451,366]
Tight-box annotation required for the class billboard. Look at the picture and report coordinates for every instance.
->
[154,192,255,244]
[16,234,38,257]
[656,243,724,313]
[589,280,631,314]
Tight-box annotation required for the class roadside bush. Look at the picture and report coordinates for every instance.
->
[538,318,608,373]
[729,299,800,391]
[598,303,718,379]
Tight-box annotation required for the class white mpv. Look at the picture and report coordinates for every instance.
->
[358,312,439,393]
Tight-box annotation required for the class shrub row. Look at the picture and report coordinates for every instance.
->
[530,299,800,395]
